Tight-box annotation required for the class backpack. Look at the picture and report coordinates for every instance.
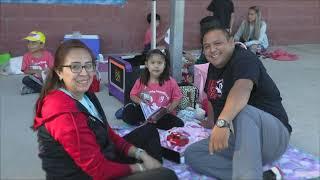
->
[177,82,199,111]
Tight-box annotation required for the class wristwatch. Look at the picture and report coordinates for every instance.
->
[216,119,230,128]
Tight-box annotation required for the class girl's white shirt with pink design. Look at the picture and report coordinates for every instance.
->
[130,77,182,114]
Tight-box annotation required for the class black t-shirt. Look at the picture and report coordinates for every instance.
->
[207,0,234,29]
[204,46,292,133]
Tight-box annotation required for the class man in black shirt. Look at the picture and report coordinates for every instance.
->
[185,26,291,179]
[207,0,235,33]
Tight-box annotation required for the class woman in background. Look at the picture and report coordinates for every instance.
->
[234,6,269,54]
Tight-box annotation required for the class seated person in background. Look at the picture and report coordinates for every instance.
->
[123,49,184,130]
[184,25,291,179]
[143,13,166,54]
[234,6,269,54]
[33,39,178,180]
[21,31,54,95]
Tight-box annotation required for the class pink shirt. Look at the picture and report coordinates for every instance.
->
[143,27,161,46]
[21,50,54,74]
[130,77,182,110]
[143,27,152,46]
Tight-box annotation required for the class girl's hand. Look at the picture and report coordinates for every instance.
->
[34,69,43,77]
[140,152,161,170]
[166,105,173,113]
[143,99,153,106]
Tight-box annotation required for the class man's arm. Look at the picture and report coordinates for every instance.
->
[208,79,253,153]
[200,100,215,129]
[218,79,253,123]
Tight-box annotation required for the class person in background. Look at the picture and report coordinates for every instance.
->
[207,0,235,33]
[234,6,269,54]
[123,49,184,130]
[32,39,178,180]
[184,25,291,179]
[21,31,54,95]
[143,13,165,54]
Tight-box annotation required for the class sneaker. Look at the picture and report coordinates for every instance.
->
[263,166,283,180]
[21,86,36,95]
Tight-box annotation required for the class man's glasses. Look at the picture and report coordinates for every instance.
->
[61,62,95,73]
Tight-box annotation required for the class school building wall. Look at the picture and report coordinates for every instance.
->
[0,0,319,56]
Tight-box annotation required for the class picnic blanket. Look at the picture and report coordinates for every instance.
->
[112,121,319,179]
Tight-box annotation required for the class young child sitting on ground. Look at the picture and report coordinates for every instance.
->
[21,31,54,95]
[123,49,184,130]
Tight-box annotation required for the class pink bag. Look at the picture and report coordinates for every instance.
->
[193,63,209,102]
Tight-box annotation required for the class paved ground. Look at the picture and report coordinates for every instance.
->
[0,44,319,179]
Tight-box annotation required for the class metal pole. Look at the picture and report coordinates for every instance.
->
[151,0,156,49]
[169,0,185,82]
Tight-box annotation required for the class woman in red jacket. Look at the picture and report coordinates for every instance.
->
[33,39,177,180]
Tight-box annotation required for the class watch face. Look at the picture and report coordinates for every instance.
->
[217,120,225,127]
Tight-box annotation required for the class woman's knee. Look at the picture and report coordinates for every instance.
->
[141,124,159,137]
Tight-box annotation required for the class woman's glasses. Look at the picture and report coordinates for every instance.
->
[61,62,95,73]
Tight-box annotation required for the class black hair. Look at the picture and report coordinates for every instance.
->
[201,24,231,45]
[200,16,222,36]
[147,13,161,24]
[140,49,170,86]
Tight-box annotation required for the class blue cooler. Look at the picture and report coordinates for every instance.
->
[64,34,100,58]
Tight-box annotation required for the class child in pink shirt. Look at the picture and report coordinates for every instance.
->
[21,31,54,95]
[143,13,165,54]
[123,49,184,130]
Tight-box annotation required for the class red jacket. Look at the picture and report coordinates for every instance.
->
[33,90,133,180]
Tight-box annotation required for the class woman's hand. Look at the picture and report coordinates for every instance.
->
[129,163,145,173]
[140,152,161,170]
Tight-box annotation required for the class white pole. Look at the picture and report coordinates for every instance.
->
[151,0,157,49]
[170,0,185,82]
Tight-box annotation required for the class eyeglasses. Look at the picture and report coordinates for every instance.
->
[61,62,95,73]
